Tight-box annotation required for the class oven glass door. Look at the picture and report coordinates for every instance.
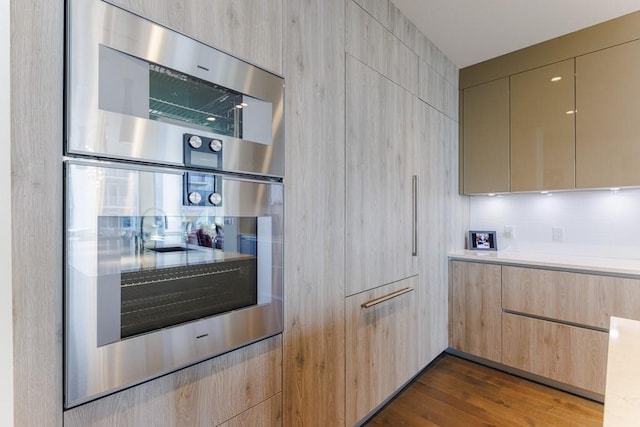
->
[64,160,283,407]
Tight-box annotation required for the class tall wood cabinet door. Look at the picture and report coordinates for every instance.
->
[346,56,418,296]
[510,59,575,191]
[461,77,509,194]
[345,277,419,426]
[449,261,502,362]
[576,38,640,188]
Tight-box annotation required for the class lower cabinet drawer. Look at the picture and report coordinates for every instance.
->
[345,276,419,426]
[502,313,608,395]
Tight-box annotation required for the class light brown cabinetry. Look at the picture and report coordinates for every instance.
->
[345,277,419,426]
[346,55,418,296]
[451,260,640,398]
[449,261,502,362]
[502,313,608,394]
[502,266,640,329]
[576,38,640,189]
[510,59,575,191]
[461,78,510,194]
[64,335,283,426]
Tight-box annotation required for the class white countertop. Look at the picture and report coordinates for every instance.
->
[448,250,640,278]
[604,316,640,426]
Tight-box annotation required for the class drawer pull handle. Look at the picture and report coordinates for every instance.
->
[361,287,414,309]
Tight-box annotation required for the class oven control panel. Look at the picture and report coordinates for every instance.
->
[183,133,223,170]
[183,171,222,207]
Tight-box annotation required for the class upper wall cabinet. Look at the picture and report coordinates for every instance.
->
[460,12,640,194]
[510,59,575,191]
[461,78,510,194]
[346,56,418,296]
[576,38,640,189]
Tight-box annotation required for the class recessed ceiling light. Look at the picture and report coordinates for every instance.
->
[551,76,562,82]
[206,117,216,121]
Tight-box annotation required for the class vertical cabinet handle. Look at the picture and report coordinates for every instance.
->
[412,175,418,256]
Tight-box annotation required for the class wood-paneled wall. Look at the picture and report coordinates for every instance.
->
[282,0,346,425]
[11,0,65,425]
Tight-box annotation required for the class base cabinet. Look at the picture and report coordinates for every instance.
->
[218,393,282,427]
[64,335,282,427]
[450,260,640,399]
[449,261,502,362]
[345,277,419,426]
[502,313,608,394]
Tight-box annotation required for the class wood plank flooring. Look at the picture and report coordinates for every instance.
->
[365,353,603,426]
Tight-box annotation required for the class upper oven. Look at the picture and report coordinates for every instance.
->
[66,0,284,178]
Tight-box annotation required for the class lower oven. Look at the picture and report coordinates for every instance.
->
[64,159,283,408]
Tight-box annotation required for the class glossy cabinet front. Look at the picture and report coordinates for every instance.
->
[576,38,640,189]
[510,59,575,191]
[461,78,510,194]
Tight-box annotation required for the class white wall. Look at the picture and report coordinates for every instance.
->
[470,188,640,259]
[1,0,13,425]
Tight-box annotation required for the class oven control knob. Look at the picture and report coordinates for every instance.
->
[188,191,202,204]
[188,135,203,149]
[209,139,222,152]
[208,192,222,205]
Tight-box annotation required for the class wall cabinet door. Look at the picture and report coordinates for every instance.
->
[502,313,608,395]
[345,277,419,426]
[346,56,418,296]
[449,261,502,362]
[461,77,510,194]
[510,59,575,191]
[576,38,640,188]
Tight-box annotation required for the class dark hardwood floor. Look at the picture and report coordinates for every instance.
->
[365,354,603,427]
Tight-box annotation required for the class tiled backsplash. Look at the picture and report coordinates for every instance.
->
[469,188,640,259]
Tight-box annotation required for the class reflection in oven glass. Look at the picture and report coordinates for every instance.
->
[98,215,260,339]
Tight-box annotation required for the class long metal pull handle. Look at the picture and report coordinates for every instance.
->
[361,287,414,309]
[412,175,418,256]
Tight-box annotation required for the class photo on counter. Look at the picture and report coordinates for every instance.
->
[468,230,497,251]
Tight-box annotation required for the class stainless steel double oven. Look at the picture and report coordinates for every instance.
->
[64,0,284,408]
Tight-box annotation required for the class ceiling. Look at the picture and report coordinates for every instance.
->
[391,0,640,68]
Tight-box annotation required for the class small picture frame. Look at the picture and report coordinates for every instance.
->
[468,230,497,251]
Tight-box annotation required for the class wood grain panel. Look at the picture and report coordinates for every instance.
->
[346,1,418,94]
[502,313,608,395]
[502,266,640,330]
[345,277,419,426]
[218,393,282,427]
[462,78,510,194]
[346,55,418,295]
[449,261,502,362]
[417,104,465,367]
[418,59,458,119]
[108,0,283,74]
[576,38,640,189]
[353,0,389,28]
[510,59,575,191]
[11,0,65,425]
[282,0,346,425]
[389,2,457,85]
[64,335,282,426]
